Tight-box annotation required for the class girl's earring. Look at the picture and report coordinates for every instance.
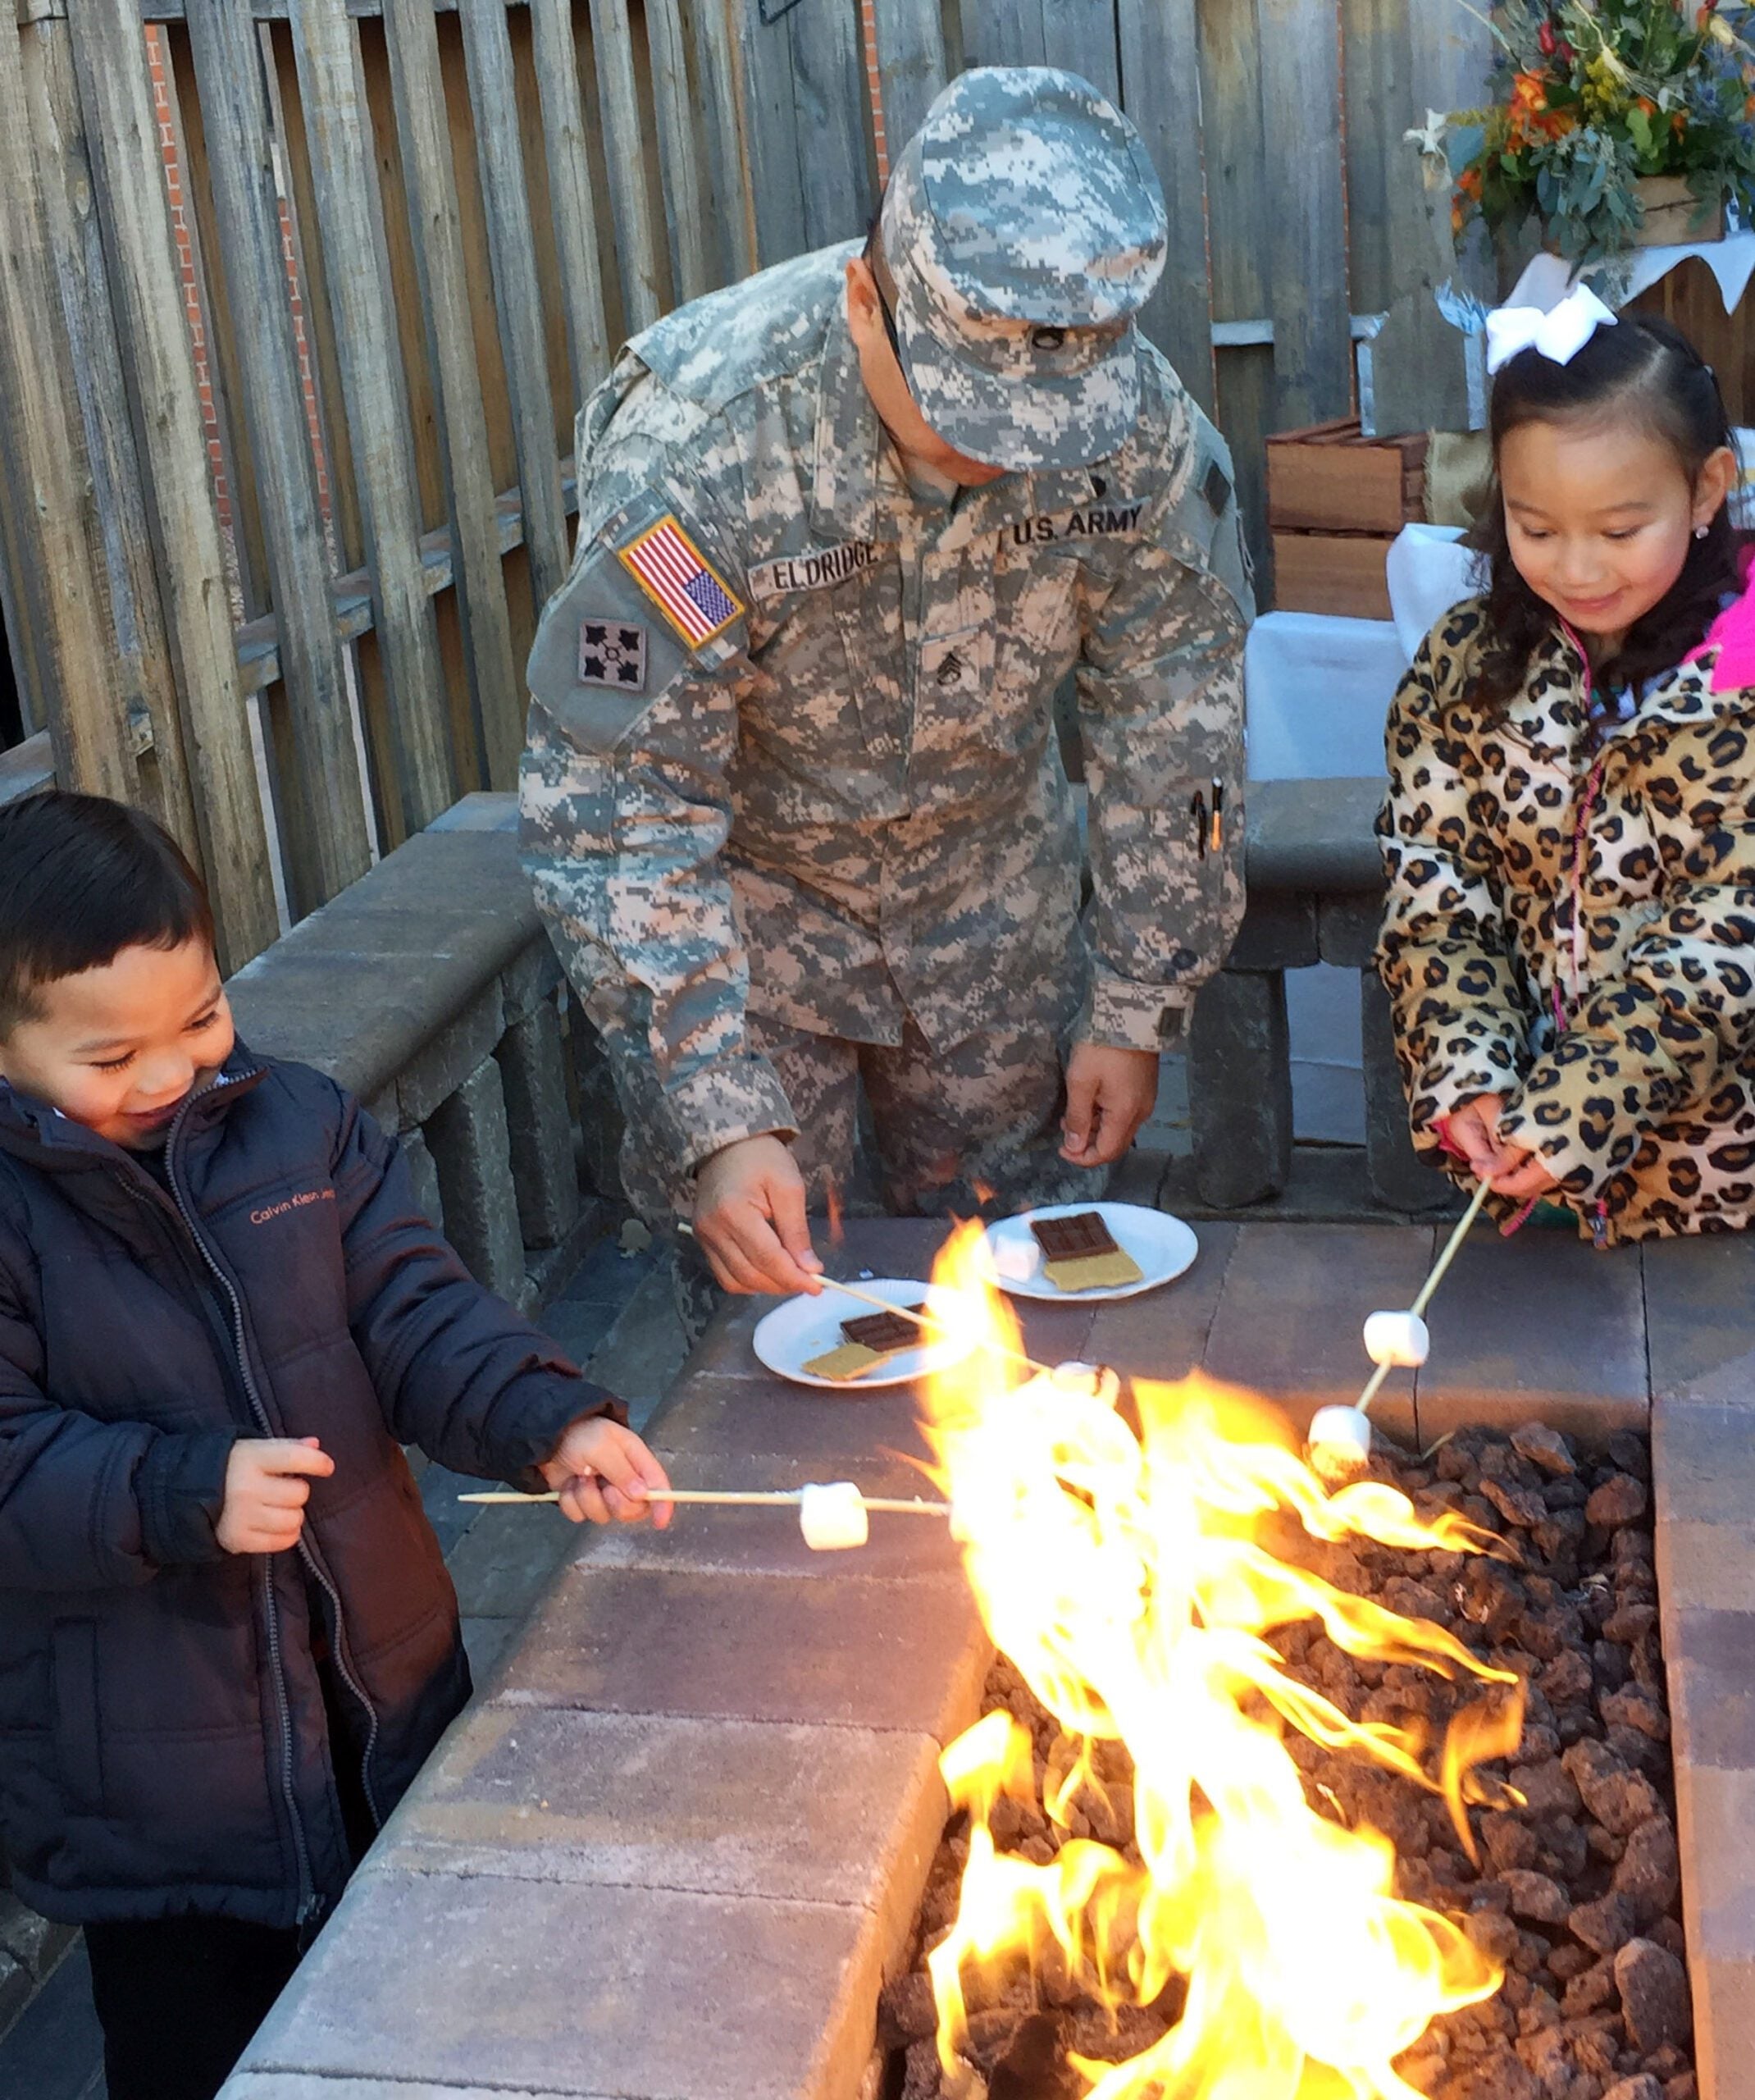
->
[1695,524,1711,540]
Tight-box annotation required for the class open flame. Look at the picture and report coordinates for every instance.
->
[918,1224,1526,2098]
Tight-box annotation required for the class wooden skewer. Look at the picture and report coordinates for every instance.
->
[1355,1178,1493,1420]
[675,1220,1055,1378]
[458,1486,952,1517]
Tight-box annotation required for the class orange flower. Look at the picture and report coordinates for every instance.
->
[1458,164,1484,197]
[1637,97,1657,117]
[1507,68,1575,144]
[1673,108,1689,135]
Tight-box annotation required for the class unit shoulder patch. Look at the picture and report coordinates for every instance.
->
[616,514,745,648]
[577,618,647,693]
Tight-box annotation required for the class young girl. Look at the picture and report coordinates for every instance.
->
[1377,292,1754,1242]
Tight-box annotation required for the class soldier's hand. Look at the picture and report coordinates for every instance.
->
[1060,1044,1159,1167]
[692,1135,824,1295]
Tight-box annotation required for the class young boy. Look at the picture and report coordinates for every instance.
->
[0,792,672,2100]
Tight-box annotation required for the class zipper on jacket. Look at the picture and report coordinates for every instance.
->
[156,1107,385,1837]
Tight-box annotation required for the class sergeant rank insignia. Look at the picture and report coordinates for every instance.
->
[577,619,647,692]
[617,514,745,648]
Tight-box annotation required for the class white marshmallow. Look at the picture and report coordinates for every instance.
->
[1362,1309,1430,1369]
[1051,1360,1121,1408]
[799,1481,869,1551]
[1306,1404,1374,1475]
[993,1236,1043,1282]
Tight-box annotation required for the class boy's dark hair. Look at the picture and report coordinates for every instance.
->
[0,792,216,1034]
[1468,312,1743,714]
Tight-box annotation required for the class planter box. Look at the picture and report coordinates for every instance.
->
[1634,174,1725,249]
[1270,531,1393,621]
[1266,418,1428,535]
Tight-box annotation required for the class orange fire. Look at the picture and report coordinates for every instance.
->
[919,1223,1525,2098]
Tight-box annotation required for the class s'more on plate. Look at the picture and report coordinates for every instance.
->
[802,1304,928,1381]
[1028,1211,1143,1294]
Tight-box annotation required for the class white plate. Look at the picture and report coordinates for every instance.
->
[982,1202,1199,1303]
[752,1276,976,1390]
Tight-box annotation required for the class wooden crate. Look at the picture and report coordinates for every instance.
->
[1270,531,1393,621]
[1266,418,1428,535]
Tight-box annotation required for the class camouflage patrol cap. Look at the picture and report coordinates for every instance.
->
[878,66,1167,471]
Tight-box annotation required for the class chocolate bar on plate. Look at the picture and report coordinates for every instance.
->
[802,1304,927,1381]
[1028,1212,1143,1293]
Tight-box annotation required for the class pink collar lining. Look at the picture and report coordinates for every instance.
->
[1684,546,1755,692]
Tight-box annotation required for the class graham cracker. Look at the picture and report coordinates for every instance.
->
[1043,1249,1143,1293]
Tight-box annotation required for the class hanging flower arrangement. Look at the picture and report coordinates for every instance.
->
[1446,2,1755,258]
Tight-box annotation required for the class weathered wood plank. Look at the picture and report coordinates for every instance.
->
[63,0,279,964]
[456,0,568,613]
[0,8,135,801]
[645,0,711,304]
[784,0,872,249]
[21,16,203,851]
[0,729,54,808]
[1258,0,1352,429]
[381,0,523,782]
[1198,0,1274,586]
[1118,0,1214,413]
[957,0,1045,69]
[728,0,870,268]
[526,0,611,400]
[183,0,374,909]
[1040,0,1119,103]
[591,0,663,327]
[289,0,455,830]
[731,0,805,265]
[231,457,577,694]
[868,0,946,169]
[688,0,756,283]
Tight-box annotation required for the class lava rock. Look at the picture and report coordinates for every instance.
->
[1562,1742,1664,1838]
[1568,1891,1642,1957]
[1611,1817,1680,1923]
[1614,1938,1692,2053]
[1602,1602,1657,1645]
[879,1973,941,2048]
[1586,1475,1649,1528]
[1505,1870,1572,1925]
[1512,1423,1577,1477]
[1512,1759,1584,1819]
[1483,1476,1549,1531]
[1561,1956,1620,2017]
[1600,1685,1669,1745]
[1540,1650,1596,1706]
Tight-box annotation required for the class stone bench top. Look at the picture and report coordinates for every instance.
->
[226,1216,1755,2100]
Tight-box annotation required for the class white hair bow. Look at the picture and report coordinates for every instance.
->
[1484,283,1618,375]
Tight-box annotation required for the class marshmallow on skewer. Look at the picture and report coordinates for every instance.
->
[1050,1360,1122,1408]
[1306,1404,1374,1480]
[799,1481,870,1551]
[1362,1309,1430,1369]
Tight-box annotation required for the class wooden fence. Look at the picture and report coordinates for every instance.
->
[0,0,1491,970]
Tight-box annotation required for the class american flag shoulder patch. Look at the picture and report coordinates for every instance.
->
[616,514,745,649]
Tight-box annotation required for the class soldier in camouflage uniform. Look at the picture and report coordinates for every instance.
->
[521,67,1250,1322]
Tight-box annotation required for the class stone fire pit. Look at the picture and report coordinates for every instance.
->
[220,1219,1755,2100]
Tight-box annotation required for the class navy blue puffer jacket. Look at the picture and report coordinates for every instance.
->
[0,1046,612,1929]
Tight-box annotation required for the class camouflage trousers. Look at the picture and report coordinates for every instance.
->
[603,1010,1105,1341]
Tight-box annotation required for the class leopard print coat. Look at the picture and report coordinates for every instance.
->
[1376,595,1755,1244]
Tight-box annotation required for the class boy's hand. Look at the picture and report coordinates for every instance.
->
[216,1436,334,1555]
[538,1416,673,1528]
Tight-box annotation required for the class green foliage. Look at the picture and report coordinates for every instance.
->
[1447,1,1755,259]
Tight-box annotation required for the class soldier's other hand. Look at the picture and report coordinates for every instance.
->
[692,1134,824,1295]
[1060,1044,1160,1167]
